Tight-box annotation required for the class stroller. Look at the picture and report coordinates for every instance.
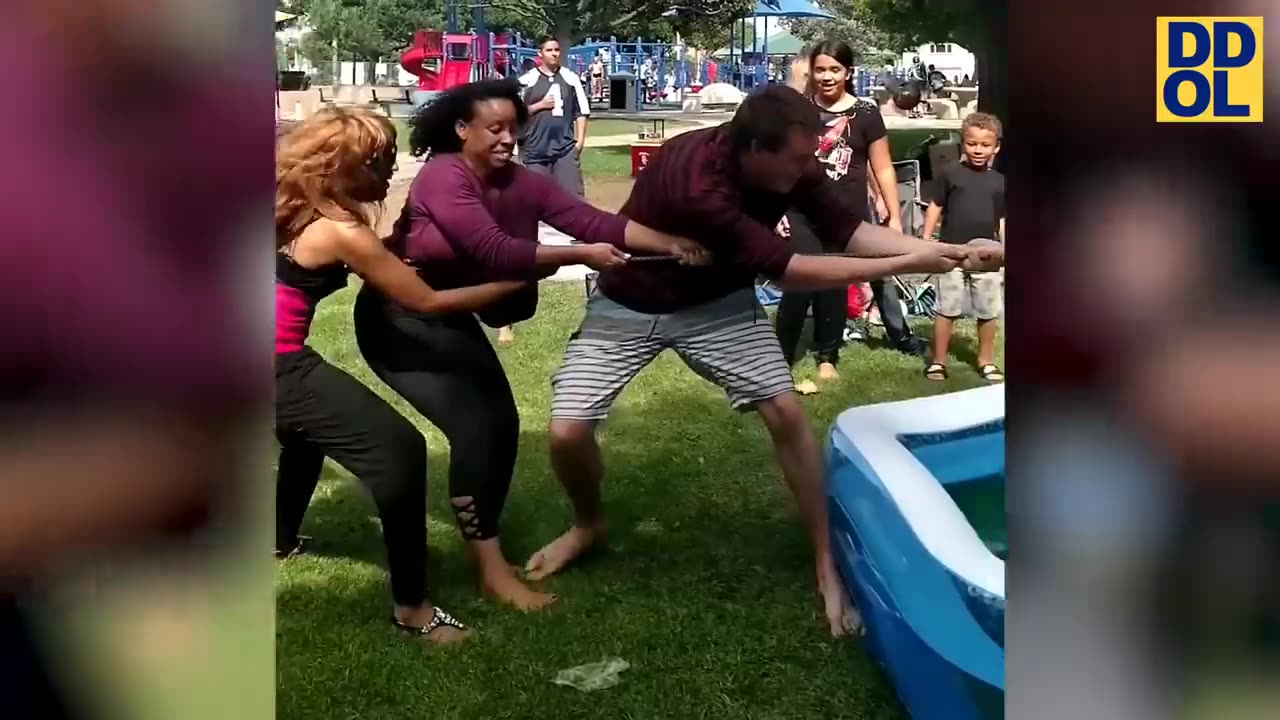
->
[888,157,939,320]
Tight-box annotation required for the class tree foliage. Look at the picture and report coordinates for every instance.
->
[783,0,901,65]
[279,0,807,62]
[859,0,1003,115]
[481,0,751,45]
[282,0,443,59]
[861,0,987,51]
[786,0,1003,115]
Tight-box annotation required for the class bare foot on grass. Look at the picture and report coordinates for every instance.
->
[524,526,605,582]
[817,362,840,381]
[497,326,515,344]
[817,565,862,638]
[480,563,558,611]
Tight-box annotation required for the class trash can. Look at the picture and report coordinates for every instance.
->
[277,70,309,91]
[609,73,638,112]
[630,140,663,177]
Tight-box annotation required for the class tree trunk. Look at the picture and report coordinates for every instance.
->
[974,0,1006,122]
[551,14,576,48]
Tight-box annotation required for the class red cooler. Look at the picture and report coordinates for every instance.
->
[630,141,663,177]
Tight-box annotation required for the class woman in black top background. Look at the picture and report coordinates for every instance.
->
[775,41,923,393]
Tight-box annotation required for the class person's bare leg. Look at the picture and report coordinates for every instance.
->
[524,418,607,581]
[930,315,955,368]
[754,392,860,637]
[462,534,556,611]
[975,318,998,368]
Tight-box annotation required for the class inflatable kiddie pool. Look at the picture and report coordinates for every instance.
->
[827,385,1005,719]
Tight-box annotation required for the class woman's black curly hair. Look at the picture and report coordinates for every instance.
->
[408,79,529,158]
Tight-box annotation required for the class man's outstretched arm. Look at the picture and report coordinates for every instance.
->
[779,246,967,290]
[844,219,935,257]
[838,221,1006,273]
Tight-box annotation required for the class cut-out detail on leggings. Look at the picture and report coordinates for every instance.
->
[451,497,483,539]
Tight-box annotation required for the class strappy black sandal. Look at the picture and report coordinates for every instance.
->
[391,607,469,638]
[924,363,949,381]
[274,535,311,560]
[978,364,1005,383]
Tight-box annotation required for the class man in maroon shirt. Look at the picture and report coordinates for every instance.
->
[524,85,1002,636]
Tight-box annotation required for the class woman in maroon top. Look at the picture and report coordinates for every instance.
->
[353,80,706,610]
[276,109,533,644]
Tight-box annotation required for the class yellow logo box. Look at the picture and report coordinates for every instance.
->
[1156,17,1263,123]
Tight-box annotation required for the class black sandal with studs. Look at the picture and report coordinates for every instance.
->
[391,607,468,638]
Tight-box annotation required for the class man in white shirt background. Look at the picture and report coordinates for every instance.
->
[518,36,590,198]
[504,36,592,344]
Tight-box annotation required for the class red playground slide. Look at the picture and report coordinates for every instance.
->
[399,30,476,91]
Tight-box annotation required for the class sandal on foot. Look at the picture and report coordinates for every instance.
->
[924,363,948,381]
[979,364,1004,382]
[274,535,311,560]
[392,607,469,639]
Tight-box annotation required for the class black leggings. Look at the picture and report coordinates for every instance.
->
[275,348,428,607]
[775,213,847,365]
[354,287,518,542]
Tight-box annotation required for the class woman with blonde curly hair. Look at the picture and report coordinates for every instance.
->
[274,107,526,643]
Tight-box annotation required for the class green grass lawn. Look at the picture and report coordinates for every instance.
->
[575,128,940,182]
[580,146,634,179]
[391,116,940,172]
[586,117,698,137]
[389,118,694,156]
[277,282,1002,720]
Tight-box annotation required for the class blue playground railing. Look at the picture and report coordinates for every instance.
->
[473,32,711,107]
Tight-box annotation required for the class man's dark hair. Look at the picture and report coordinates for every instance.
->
[408,79,529,157]
[726,84,821,153]
[537,35,559,49]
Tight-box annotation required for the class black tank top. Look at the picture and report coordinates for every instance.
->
[274,252,348,301]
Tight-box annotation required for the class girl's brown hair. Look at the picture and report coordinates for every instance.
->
[275,107,396,247]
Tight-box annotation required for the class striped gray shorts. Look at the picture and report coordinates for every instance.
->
[551,288,796,420]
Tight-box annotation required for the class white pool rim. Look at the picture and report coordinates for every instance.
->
[833,385,1005,598]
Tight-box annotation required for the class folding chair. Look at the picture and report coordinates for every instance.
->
[885,159,939,319]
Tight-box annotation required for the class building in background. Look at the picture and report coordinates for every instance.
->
[899,42,975,83]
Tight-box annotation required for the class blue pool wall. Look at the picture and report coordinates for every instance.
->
[827,425,1004,720]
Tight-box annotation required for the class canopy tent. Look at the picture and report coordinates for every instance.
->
[725,0,834,88]
[713,28,804,58]
[750,0,835,19]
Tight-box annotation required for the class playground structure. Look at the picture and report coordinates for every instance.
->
[395,0,723,107]
[398,29,716,107]
[719,0,833,90]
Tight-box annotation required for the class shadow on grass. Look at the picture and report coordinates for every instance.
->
[288,386,818,593]
[276,388,907,720]
[274,280,945,719]
[946,329,980,368]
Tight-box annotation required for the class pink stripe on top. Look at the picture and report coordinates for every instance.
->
[275,282,314,354]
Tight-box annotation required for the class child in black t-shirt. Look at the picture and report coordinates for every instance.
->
[921,112,1006,383]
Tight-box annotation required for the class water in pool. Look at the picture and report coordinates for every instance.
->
[942,474,1007,560]
[898,419,1006,559]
